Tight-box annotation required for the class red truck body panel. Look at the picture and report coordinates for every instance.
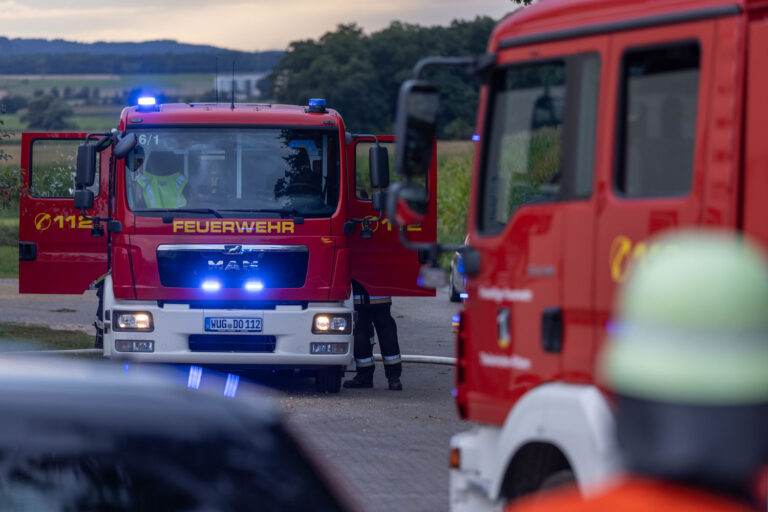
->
[19,104,435,302]
[457,0,759,425]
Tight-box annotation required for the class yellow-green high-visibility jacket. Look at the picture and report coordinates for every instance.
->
[136,172,188,208]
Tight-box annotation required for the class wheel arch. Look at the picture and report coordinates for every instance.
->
[489,382,620,501]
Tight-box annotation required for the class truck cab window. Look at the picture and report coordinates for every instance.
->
[30,139,99,198]
[125,128,340,218]
[616,43,700,198]
[479,53,600,235]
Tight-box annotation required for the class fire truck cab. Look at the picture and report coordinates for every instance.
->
[390,0,768,508]
[18,99,436,393]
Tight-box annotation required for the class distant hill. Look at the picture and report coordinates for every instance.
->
[0,37,283,74]
[0,37,269,56]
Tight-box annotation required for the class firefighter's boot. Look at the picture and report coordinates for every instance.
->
[343,366,374,389]
[388,376,403,391]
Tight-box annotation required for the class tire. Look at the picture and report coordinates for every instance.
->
[538,470,576,492]
[449,272,461,303]
[315,366,343,393]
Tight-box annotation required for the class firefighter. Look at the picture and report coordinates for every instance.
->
[509,231,768,512]
[344,283,403,390]
[136,150,188,208]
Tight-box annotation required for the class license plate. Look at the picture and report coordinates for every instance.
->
[205,317,263,332]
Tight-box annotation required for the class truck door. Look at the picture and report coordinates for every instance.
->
[463,37,606,423]
[346,135,437,297]
[18,132,109,294]
[595,16,740,350]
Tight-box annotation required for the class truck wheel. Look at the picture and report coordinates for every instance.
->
[538,470,576,492]
[315,366,343,393]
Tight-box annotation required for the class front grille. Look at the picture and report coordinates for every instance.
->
[188,334,277,352]
[157,244,309,289]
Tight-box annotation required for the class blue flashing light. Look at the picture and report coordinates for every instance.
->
[452,314,460,324]
[309,98,326,108]
[138,96,156,106]
[245,280,264,292]
[472,134,481,142]
[451,388,459,398]
[201,279,221,292]
[459,292,469,300]
[187,365,203,390]
[224,373,240,398]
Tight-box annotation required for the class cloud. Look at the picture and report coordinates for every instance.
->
[0,0,513,50]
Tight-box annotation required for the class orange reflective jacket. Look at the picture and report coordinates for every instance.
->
[507,478,756,512]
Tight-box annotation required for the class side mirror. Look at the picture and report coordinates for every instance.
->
[74,189,94,211]
[369,145,390,188]
[386,182,428,227]
[394,79,439,178]
[371,190,386,212]
[75,144,97,188]
[113,132,138,159]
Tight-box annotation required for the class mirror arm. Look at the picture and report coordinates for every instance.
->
[412,55,495,80]
[350,133,380,145]
[396,228,463,264]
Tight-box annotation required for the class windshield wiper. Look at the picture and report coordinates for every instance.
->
[134,208,223,218]
[223,208,305,219]
[222,209,307,224]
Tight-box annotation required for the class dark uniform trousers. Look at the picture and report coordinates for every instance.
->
[353,296,402,380]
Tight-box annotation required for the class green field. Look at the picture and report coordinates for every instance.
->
[0,245,17,278]
[0,73,214,98]
[0,321,92,351]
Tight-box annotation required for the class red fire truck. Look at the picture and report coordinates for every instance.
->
[388,0,768,508]
[18,98,435,392]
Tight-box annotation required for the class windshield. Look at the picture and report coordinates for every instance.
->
[126,128,340,218]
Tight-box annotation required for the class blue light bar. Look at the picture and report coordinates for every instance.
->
[472,134,481,142]
[201,280,221,292]
[187,365,203,390]
[138,96,156,106]
[245,280,264,292]
[224,373,240,398]
[309,98,326,108]
[459,292,469,300]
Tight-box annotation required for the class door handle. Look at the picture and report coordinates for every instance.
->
[541,307,563,353]
[18,242,37,261]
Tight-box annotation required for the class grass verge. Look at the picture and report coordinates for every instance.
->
[0,245,17,278]
[0,322,92,351]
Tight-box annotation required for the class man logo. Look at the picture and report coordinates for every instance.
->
[208,260,259,271]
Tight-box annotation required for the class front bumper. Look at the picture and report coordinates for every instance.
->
[102,278,353,366]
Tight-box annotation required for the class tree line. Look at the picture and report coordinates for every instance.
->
[263,17,498,138]
[0,51,282,75]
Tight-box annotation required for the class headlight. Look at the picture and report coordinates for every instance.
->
[113,311,154,332]
[312,313,351,334]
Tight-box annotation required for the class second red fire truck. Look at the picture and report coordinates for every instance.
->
[388,0,768,508]
[18,97,436,392]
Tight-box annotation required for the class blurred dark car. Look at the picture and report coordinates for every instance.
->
[0,357,355,512]
[449,236,469,302]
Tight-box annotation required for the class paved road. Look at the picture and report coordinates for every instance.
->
[0,280,466,511]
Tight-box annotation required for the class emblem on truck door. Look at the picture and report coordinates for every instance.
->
[225,245,243,255]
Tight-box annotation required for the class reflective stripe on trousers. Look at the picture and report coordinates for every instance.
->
[356,356,375,368]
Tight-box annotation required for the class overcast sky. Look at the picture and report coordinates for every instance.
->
[0,0,516,51]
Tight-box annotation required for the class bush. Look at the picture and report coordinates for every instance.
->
[0,167,21,210]
[0,221,18,246]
